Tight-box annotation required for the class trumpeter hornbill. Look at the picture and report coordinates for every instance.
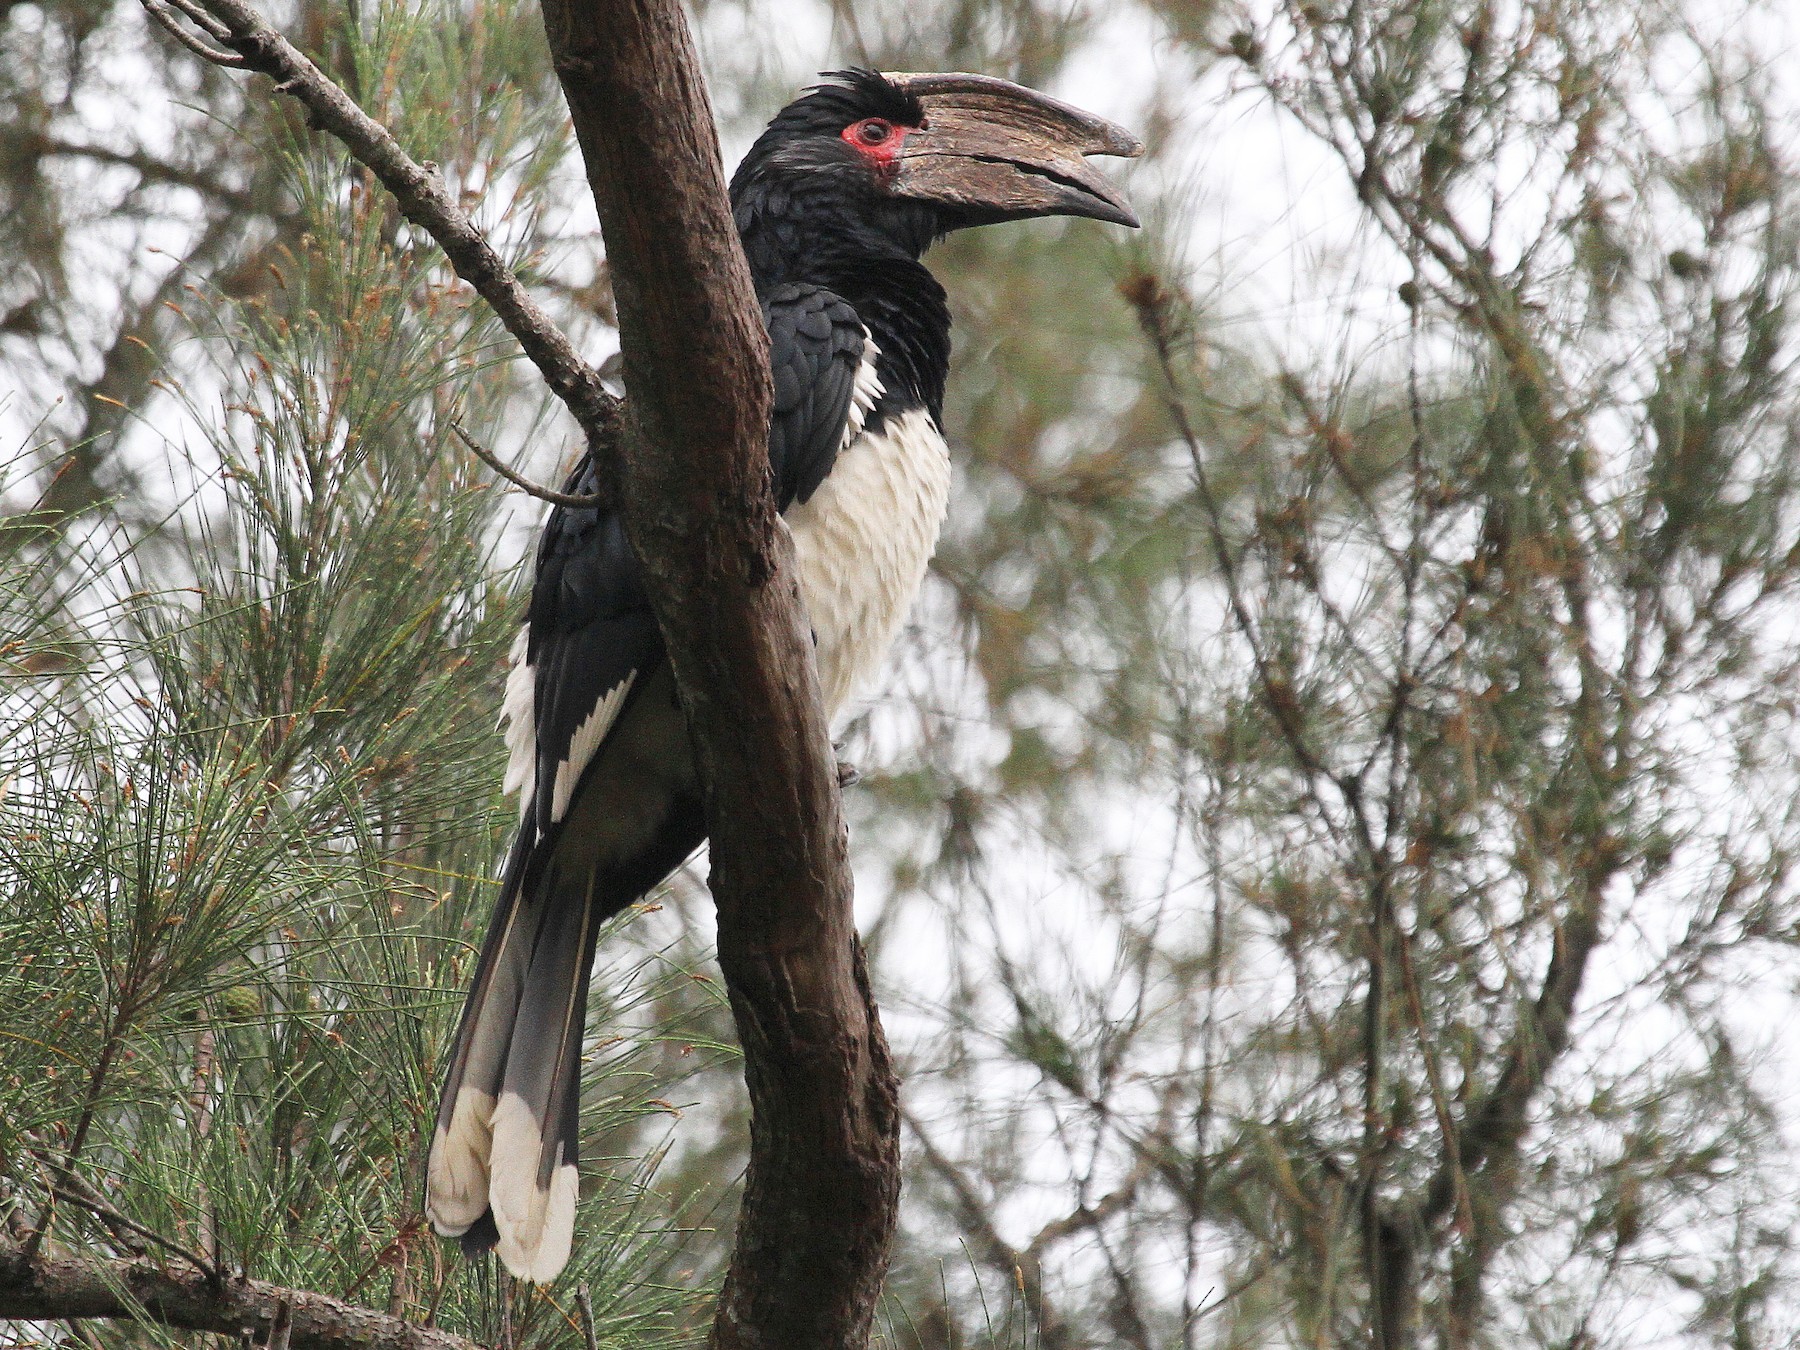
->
[425,67,1140,1282]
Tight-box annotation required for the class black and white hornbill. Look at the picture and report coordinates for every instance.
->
[425,68,1140,1282]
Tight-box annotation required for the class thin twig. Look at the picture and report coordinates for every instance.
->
[575,1286,598,1350]
[49,1183,223,1284]
[27,1008,131,1263]
[139,0,247,65]
[28,133,264,214]
[903,1105,1090,1349]
[1393,923,1471,1236]
[134,0,618,448]
[422,1239,448,1330]
[161,0,233,39]
[344,1217,426,1304]
[448,420,602,509]
[267,1298,294,1350]
[25,1143,219,1286]
[387,1261,408,1320]
[1190,1250,1294,1324]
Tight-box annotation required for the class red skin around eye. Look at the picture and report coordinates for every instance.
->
[840,118,915,172]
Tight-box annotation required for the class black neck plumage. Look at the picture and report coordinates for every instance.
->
[735,187,952,427]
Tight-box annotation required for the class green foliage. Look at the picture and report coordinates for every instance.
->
[0,1,715,1342]
[845,1,1800,1345]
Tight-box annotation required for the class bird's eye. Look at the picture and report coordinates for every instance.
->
[856,119,893,145]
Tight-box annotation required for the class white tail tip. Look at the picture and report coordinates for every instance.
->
[488,1091,580,1282]
[425,1087,497,1237]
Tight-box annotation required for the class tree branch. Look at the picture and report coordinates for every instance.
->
[903,1106,1144,1350]
[139,0,618,453]
[13,132,265,214]
[534,1,899,1345]
[1421,858,1613,1228]
[903,1108,1044,1303]
[0,1237,483,1350]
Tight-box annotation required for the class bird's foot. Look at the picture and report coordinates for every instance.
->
[836,759,861,788]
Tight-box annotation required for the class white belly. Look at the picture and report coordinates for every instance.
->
[786,407,950,717]
[497,405,949,830]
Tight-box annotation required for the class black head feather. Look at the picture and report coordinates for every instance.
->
[762,69,925,140]
[730,68,937,263]
[731,69,950,421]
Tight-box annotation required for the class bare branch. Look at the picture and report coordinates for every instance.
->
[20,133,265,214]
[902,1106,1142,1350]
[140,0,245,66]
[161,0,232,39]
[0,1237,483,1350]
[45,1180,222,1284]
[575,1286,598,1350]
[904,1107,1030,1276]
[1024,1174,1145,1262]
[1422,862,1612,1228]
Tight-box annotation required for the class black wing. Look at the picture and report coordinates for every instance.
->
[764,283,869,508]
[521,453,663,841]
[433,294,875,1282]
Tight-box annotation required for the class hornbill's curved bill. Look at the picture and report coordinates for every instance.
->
[885,72,1143,228]
[425,68,1140,1285]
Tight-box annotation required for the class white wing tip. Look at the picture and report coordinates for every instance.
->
[548,672,636,823]
[500,627,537,820]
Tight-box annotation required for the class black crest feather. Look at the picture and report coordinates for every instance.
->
[761,67,924,139]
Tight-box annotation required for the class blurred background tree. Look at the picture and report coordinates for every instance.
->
[5,0,1800,1346]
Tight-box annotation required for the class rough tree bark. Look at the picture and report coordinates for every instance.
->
[535,3,903,1347]
[0,1237,481,1350]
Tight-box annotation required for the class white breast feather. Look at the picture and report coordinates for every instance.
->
[787,405,951,717]
[505,339,936,816]
[843,334,882,449]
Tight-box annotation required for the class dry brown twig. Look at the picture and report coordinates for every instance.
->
[447,419,603,509]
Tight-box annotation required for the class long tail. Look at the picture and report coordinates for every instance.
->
[425,834,604,1283]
